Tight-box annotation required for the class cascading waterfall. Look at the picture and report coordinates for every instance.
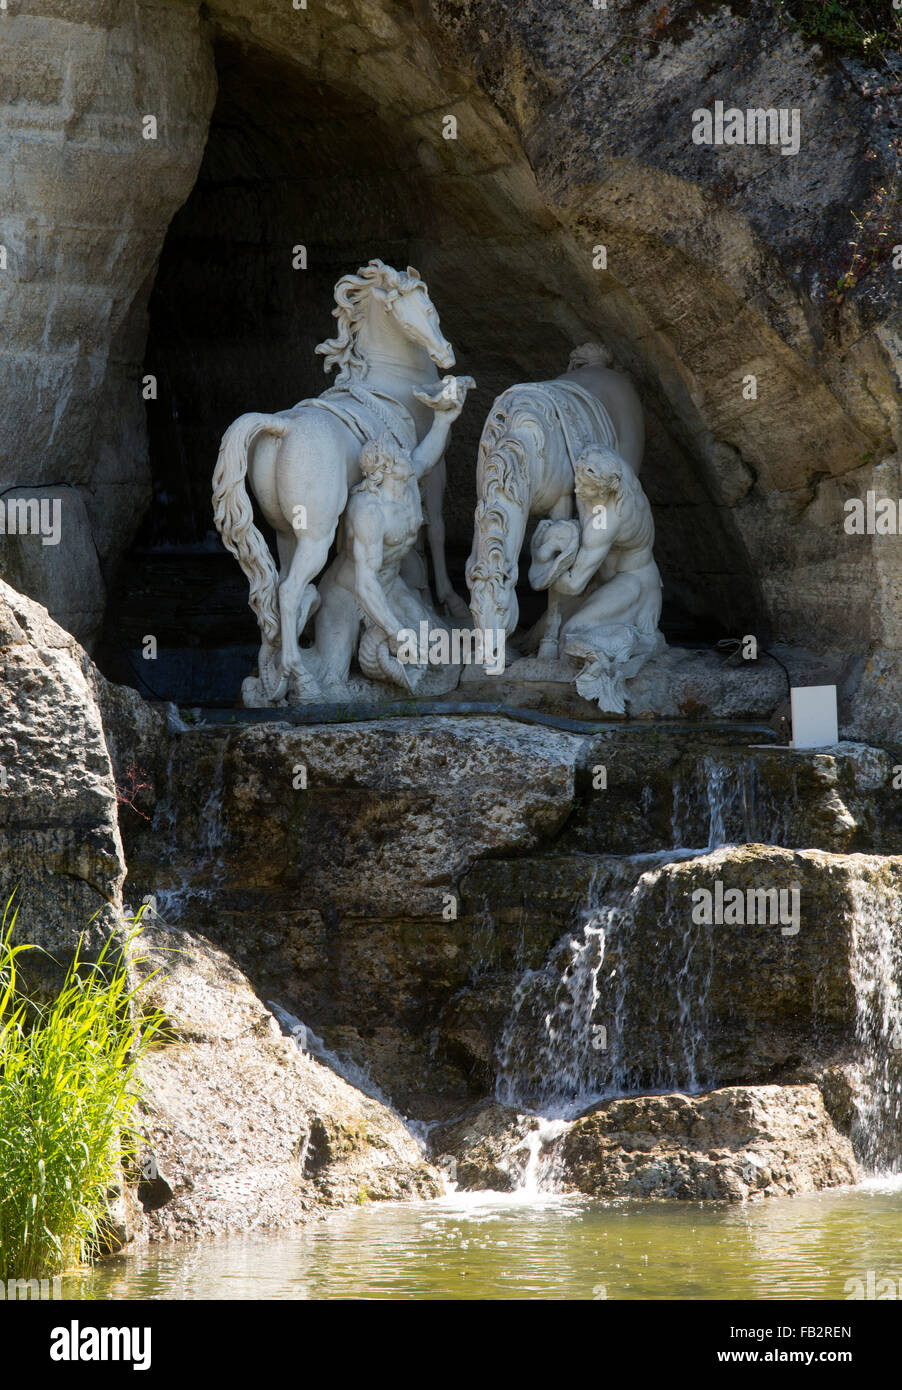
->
[151,742,228,920]
[129,719,902,1203]
[490,850,902,1193]
[494,896,612,1116]
[847,876,902,1173]
[494,853,718,1176]
[702,756,732,849]
[489,754,776,1193]
[670,863,717,1094]
[669,754,773,851]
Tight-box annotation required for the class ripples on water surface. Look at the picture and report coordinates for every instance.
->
[65,1182,902,1301]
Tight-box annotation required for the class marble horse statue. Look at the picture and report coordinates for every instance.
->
[212,260,468,705]
[466,343,645,653]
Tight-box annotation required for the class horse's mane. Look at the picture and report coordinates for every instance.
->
[466,391,544,629]
[315,259,425,385]
[466,382,626,629]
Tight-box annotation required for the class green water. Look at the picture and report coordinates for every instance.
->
[63,1181,902,1301]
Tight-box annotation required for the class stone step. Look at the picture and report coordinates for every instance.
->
[562,736,902,855]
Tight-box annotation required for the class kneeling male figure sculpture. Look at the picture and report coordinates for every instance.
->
[313,376,474,693]
[529,444,664,713]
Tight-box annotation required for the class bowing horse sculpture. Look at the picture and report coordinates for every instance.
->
[466,344,646,652]
[212,260,467,705]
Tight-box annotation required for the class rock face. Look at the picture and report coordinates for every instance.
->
[0,0,216,628]
[559,729,902,857]
[0,578,442,1241]
[2,1,901,737]
[475,845,902,1105]
[432,1086,861,1203]
[119,713,586,1109]
[3,579,901,1215]
[560,1086,860,1202]
[131,919,441,1243]
[0,578,125,997]
[0,487,105,649]
[117,708,902,1125]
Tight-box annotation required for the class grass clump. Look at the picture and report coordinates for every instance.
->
[778,0,902,61]
[0,895,162,1280]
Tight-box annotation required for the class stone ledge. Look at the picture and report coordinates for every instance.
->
[432,1085,861,1202]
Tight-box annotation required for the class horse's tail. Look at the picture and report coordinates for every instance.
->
[465,394,533,636]
[358,622,413,691]
[212,412,288,646]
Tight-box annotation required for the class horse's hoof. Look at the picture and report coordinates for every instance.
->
[286,665,322,704]
[269,673,289,703]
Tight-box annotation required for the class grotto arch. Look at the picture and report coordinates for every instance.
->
[96,33,769,703]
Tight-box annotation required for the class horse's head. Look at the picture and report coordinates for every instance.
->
[318,260,456,381]
[371,267,455,371]
[466,528,520,643]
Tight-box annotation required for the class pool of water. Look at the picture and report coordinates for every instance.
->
[64,1180,902,1301]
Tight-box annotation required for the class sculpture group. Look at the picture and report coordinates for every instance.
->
[213,259,663,714]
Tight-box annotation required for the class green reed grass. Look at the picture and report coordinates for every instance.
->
[779,0,902,60]
[0,894,162,1279]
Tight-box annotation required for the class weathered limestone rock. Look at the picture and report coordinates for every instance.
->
[112,705,902,1134]
[130,919,441,1243]
[0,486,105,649]
[559,1086,860,1202]
[431,1085,861,1202]
[0,578,440,1239]
[0,577,125,996]
[560,733,902,856]
[117,713,585,1110]
[467,845,902,1105]
[430,1102,547,1193]
[0,0,216,581]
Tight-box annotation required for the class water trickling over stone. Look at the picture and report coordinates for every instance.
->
[847,876,902,1174]
[494,854,719,1118]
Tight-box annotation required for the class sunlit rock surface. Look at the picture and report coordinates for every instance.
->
[0,579,124,997]
[110,703,902,1178]
[0,582,441,1240]
[131,920,441,1244]
[432,1086,861,1202]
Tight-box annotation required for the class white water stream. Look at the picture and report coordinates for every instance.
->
[491,763,902,1191]
[136,741,902,1195]
[847,877,902,1174]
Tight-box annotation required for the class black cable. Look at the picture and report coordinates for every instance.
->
[714,637,792,701]
[111,640,179,704]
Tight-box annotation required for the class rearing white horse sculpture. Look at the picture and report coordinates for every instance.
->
[212,260,464,704]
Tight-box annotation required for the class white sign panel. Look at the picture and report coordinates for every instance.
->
[790,685,838,749]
